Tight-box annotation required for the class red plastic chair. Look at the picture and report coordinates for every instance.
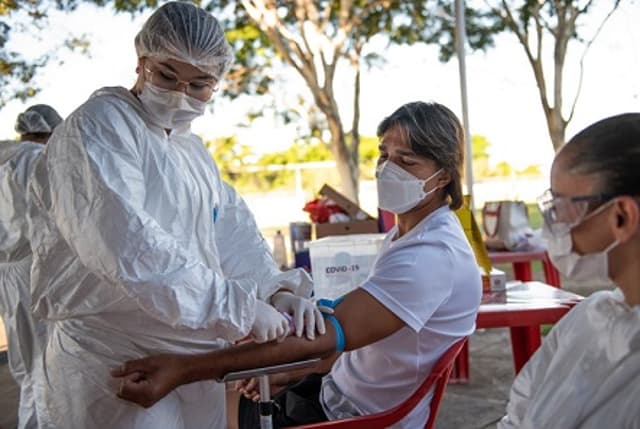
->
[377,209,396,233]
[290,337,468,429]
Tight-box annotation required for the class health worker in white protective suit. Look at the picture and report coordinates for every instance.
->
[0,104,62,429]
[498,113,640,429]
[26,2,323,428]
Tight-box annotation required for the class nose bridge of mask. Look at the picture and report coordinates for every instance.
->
[376,161,444,214]
[379,160,442,184]
[379,162,444,201]
[378,160,417,181]
[377,161,425,193]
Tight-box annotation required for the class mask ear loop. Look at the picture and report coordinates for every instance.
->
[421,168,444,196]
[573,199,620,254]
[424,168,444,184]
[603,239,620,253]
[578,198,617,227]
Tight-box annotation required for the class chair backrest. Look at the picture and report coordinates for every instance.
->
[291,337,468,429]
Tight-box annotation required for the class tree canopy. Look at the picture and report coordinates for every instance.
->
[1,0,502,200]
[0,0,160,106]
[2,0,615,194]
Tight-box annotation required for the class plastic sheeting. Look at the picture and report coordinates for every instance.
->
[27,86,312,428]
[0,141,46,428]
[499,289,640,428]
[134,2,232,80]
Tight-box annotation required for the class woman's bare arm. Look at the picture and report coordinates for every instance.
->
[112,288,404,407]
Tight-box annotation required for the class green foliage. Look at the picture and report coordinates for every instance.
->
[358,135,380,179]
[472,135,491,160]
[480,159,542,179]
[205,134,332,192]
[492,161,513,177]
[1,0,505,198]
[205,133,384,193]
[471,134,491,178]
[517,164,542,176]
[204,135,252,181]
[411,2,506,62]
[202,1,502,100]
[527,203,543,230]
[209,130,543,192]
[0,0,157,107]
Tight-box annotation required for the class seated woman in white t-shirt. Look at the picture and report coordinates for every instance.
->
[111,101,483,428]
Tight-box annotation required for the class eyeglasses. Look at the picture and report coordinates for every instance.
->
[536,188,613,229]
[143,61,219,100]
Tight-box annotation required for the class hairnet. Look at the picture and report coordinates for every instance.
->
[15,104,63,135]
[134,1,233,81]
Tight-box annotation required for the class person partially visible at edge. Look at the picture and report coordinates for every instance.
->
[112,101,483,429]
[498,113,640,428]
[25,3,323,428]
[14,104,63,144]
[0,104,62,429]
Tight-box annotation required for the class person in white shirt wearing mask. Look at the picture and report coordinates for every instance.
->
[112,101,482,429]
[26,3,322,428]
[498,113,640,428]
[0,104,62,429]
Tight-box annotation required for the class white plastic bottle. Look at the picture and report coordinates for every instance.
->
[273,230,288,270]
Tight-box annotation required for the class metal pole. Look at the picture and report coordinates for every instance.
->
[455,0,475,212]
[258,375,273,429]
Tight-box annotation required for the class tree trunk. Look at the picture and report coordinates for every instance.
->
[546,109,566,152]
[326,111,359,202]
[349,59,362,197]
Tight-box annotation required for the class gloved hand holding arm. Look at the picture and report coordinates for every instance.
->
[112,287,406,408]
[249,300,290,343]
[270,291,325,340]
[214,182,322,340]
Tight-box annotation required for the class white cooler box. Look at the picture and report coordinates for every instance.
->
[309,233,386,299]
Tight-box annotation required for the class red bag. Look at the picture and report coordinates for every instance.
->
[482,201,533,251]
[303,198,347,224]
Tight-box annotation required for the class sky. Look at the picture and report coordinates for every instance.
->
[1,2,639,176]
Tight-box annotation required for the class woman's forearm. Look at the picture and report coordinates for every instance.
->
[182,324,338,384]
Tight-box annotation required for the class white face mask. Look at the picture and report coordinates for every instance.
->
[543,202,619,284]
[376,160,442,214]
[138,82,206,130]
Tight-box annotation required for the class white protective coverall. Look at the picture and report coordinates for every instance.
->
[498,288,640,429]
[27,86,313,429]
[0,141,46,429]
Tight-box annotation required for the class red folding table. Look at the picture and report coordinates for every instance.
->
[488,248,561,287]
[451,281,583,383]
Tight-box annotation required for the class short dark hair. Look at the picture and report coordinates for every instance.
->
[21,132,51,142]
[377,101,465,209]
[562,113,640,197]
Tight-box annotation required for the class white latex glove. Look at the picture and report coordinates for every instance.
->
[271,292,326,340]
[250,300,289,343]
